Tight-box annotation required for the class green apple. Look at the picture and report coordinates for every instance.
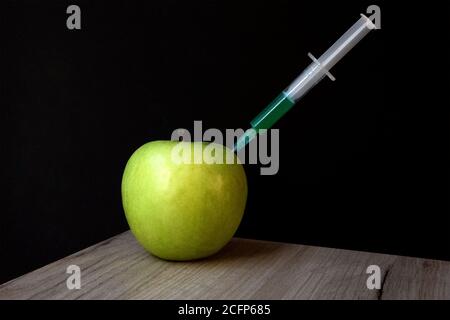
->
[121,141,247,260]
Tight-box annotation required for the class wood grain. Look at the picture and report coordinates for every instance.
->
[1,231,449,299]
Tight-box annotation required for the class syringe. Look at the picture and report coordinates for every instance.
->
[234,14,377,152]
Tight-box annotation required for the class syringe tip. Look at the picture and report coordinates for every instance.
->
[233,128,258,153]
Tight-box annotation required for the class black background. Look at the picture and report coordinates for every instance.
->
[1,0,449,284]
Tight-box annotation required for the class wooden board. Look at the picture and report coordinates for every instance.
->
[1,231,449,299]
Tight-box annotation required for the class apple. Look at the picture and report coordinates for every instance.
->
[121,140,247,260]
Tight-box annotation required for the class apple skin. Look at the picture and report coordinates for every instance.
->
[121,140,247,260]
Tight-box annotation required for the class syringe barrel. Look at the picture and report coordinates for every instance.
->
[285,14,375,102]
[248,14,376,134]
[317,14,374,73]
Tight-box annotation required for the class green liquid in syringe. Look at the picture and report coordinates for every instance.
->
[251,92,295,130]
